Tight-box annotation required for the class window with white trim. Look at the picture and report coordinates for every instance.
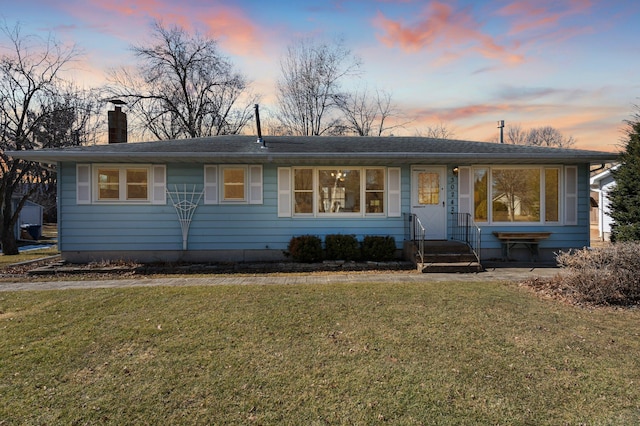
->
[222,166,247,202]
[318,168,362,214]
[78,164,166,205]
[97,166,149,201]
[203,165,263,205]
[467,165,565,224]
[281,167,396,217]
[293,168,313,214]
[365,168,385,213]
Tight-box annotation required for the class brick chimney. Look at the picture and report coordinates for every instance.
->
[108,100,127,144]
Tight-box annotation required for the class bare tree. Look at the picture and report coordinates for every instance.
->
[0,22,98,254]
[276,37,361,136]
[526,125,575,148]
[493,123,575,147]
[106,22,257,140]
[34,85,103,148]
[31,85,103,222]
[504,123,527,145]
[335,86,406,136]
[416,122,456,139]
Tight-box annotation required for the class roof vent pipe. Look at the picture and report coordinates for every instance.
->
[254,104,265,147]
[497,120,505,144]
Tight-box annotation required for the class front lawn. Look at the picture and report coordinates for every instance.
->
[0,247,59,269]
[1,281,639,424]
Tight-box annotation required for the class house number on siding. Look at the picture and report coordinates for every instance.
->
[449,175,457,213]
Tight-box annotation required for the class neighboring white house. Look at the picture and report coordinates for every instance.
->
[590,165,618,241]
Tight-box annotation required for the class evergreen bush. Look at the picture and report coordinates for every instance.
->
[287,235,324,263]
[325,234,360,261]
[609,110,640,242]
[361,236,397,261]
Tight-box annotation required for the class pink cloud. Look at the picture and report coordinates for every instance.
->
[373,2,524,64]
[411,103,512,123]
[497,0,594,38]
[201,9,263,56]
[62,0,265,57]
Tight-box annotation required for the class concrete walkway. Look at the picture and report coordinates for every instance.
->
[0,267,561,292]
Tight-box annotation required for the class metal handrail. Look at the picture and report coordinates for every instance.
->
[450,212,481,263]
[411,214,426,264]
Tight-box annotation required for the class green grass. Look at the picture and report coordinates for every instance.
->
[1,281,639,424]
[0,246,59,269]
[0,222,58,269]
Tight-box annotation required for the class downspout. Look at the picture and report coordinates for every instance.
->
[57,161,63,254]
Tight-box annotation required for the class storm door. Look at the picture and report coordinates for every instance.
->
[411,166,447,240]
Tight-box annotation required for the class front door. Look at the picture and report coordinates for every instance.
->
[411,166,447,240]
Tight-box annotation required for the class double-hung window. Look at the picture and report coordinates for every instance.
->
[222,166,247,202]
[294,168,314,214]
[77,164,166,205]
[365,169,385,213]
[97,166,149,202]
[203,165,263,205]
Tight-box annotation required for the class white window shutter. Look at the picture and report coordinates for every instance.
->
[277,167,292,217]
[249,165,263,204]
[151,165,166,205]
[565,166,578,225]
[77,164,91,204]
[204,165,218,204]
[387,167,401,217]
[458,167,472,215]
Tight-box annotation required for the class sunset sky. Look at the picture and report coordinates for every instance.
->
[3,0,639,151]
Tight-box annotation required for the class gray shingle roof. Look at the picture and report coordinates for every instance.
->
[8,135,618,165]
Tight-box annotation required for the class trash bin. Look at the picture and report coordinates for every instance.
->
[21,224,42,240]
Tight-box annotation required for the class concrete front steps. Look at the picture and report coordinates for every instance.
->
[409,240,483,273]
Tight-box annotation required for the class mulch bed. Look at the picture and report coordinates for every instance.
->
[23,259,417,277]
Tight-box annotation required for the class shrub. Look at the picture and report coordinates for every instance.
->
[361,236,397,262]
[287,235,324,263]
[325,234,360,261]
[556,242,640,305]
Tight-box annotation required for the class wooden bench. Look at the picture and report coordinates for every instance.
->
[492,232,551,261]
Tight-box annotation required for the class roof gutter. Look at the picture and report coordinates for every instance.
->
[7,150,619,166]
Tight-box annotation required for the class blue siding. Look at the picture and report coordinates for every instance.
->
[58,162,593,261]
[58,163,408,254]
